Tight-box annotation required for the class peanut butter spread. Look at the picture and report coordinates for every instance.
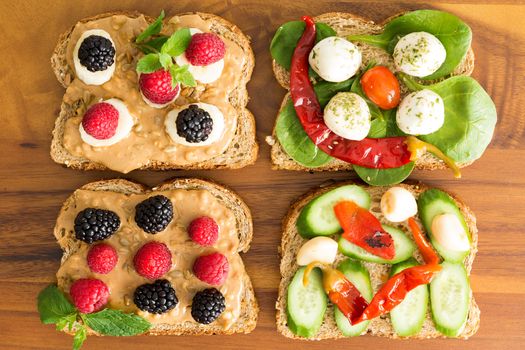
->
[62,14,245,173]
[56,188,245,329]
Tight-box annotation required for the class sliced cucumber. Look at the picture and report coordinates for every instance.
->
[334,259,373,337]
[430,262,470,337]
[296,185,371,238]
[286,267,327,338]
[389,258,429,337]
[338,225,416,264]
[418,189,471,262]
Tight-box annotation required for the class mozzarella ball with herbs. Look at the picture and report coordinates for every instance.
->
[324,92,371,141]
[393,32,447,77]
[396,89,445,135]
[308,37,362,82]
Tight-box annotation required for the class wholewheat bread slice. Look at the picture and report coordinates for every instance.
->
[276,180,480,340]
[55,178,258,336]
[50,11,258,171]
[268,12,475,172]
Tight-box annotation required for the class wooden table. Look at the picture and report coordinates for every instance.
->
[1,1,524,349]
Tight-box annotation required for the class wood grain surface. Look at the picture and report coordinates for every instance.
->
[1,1,524,349]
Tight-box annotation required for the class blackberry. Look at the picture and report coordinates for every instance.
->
[78,35,116,72]
[135,195,173,234]
[134,279,178,314]
[176,105,214,143]
[74,208,120,243]
[191,288,226,324]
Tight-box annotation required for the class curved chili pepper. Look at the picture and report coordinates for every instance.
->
[303,262,368,324]
[408,217,441,265]
[334,201,395,259]
[355,264,442,324]
[289,16,412,169]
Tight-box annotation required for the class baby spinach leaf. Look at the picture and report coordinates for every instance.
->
[367,109,405,138]
[399,74,497,163]
[275,100,333,167]
[270,21,336,70]
[347,10,472,80]
[354,162,415,186]
[274,78,355,167]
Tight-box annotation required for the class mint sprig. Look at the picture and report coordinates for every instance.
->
[37,284,152,350]
[134,11,196,88]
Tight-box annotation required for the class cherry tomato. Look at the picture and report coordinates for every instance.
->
[360,66,401,110]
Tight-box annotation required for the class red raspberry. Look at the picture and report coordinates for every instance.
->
[185,33,226,66]
[82,102,119,140]
[193,252,229,286]
[188,216,219,246]
[133,242,172,279]
[139,69,180,105]
[70,278,109,314]
[87,243,118,274]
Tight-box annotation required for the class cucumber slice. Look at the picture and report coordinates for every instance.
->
[338,225,416,264]
[430,262,470,337]
[418,189,471,262]
[296,185,371,238]
[286,267,327,338]
[389,258,429,337]
[334,259,373,337]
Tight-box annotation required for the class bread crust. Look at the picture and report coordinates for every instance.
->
[275,180,480,340]
[269,11,475,172]
[50,11,258,172]
[55,178,258,336]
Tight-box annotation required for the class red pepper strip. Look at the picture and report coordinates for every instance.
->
[408,217,441,265]
[289,16,412,169]
[304,262,368,324]
[334,201,395,260]
[355,264,442,324]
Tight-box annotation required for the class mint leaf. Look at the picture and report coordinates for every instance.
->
[161,28,191,57]
[138,36,169,54]
[158,52,172,70]
[136,53,162,73]
[135,10,165,43]
[84,309,151,336]
[38,285,76,324]
[72,326,87,350]
[170,65,196,88]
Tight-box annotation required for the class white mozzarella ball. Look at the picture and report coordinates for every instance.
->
[308,37,361,82]
[431,213,470,252]
[296,237,339,266]
[380,187,418,223]
[393,32,446,77]
[396,89,445,135]
[324,92,371,141]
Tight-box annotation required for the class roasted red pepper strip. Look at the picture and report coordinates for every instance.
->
[289,16,412,169]
[355,264,442,324]
[304,262,368,324]
[408,217,441,265]
[334,201,395,260]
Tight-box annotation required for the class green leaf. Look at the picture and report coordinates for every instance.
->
[158,52,172,69]
[161,28,191,56]
[136,53,162,73]
[136,36,169,54]
[270,21,336,70]
[72,326,87,350]
[399,75,497,163]
[347,10,472,80]
[136,10,165,43]
[170,65,196,88]
[367,109,405,138]
[275,100,333,167]
[354,162,415,186]
[37,285,77,324]
[83,309,151,336]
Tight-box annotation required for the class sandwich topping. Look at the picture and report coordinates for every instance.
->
[63,13,243,173]
[73,29,116,85]
[55,188,246,329]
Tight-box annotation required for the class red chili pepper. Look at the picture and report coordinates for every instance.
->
[408,217,441,265]
[334,201,395,260]
[355,264,442,324]
[304,262,368,324]
[289,16,412,169]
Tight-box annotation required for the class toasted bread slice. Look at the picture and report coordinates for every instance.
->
[269,12,475,171]
[50,12,257,171]
[55,178,258,336]
[276,181,480,340]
